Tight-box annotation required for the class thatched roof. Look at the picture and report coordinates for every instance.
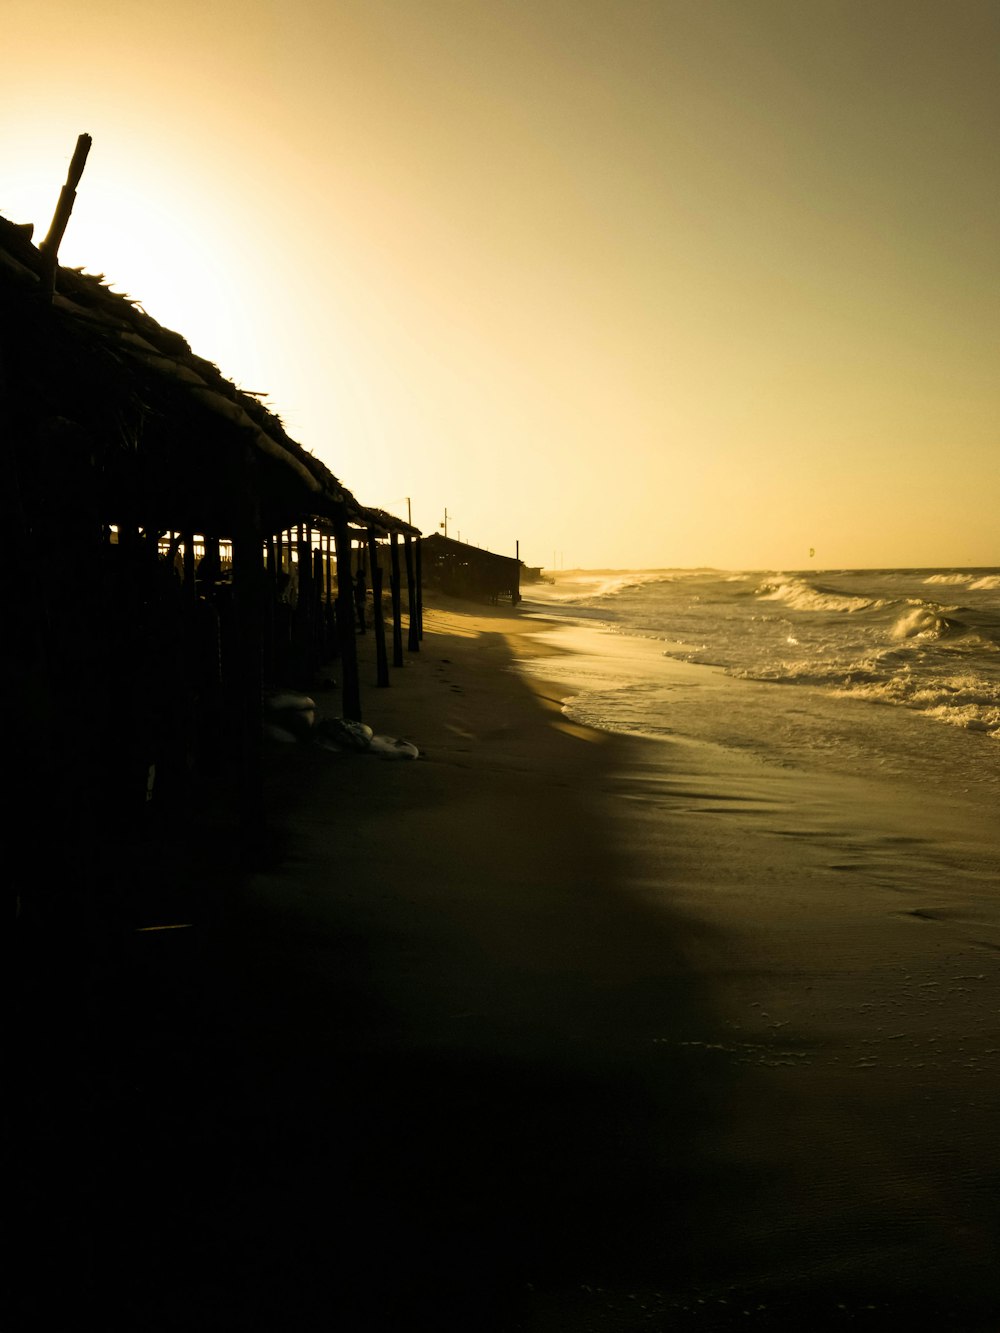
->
[351,506,422,539]
[1,212,415,539]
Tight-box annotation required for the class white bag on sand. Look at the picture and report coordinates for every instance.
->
[369,735,420,760]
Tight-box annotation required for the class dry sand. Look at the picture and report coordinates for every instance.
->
[13,598,1000,1330]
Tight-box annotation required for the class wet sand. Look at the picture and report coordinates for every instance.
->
[14,598,1000,1329]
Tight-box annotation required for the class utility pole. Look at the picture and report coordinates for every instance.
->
[440,508,449,538]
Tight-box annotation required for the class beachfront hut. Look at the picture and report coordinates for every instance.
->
[420,533,522,604]
[1,204,416,905]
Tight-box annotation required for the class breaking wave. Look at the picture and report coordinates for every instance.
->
[923,572,1000,592]
[756,576,887,614]
[833,673,1000,737]
[890,605,963,641]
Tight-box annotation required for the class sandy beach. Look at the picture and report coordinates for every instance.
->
[14,596,1000,1330]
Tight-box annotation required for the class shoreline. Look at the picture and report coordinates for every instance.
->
[16,594,1000,1329]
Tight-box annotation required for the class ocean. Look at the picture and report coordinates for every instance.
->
[519,568,1000,815]
[512,573,1000,1319]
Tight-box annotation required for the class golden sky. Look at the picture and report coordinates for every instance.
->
[3,0,998,570]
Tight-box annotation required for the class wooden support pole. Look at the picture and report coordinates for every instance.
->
[314,534,325,604]
[353,535,367,634]
[296,522,314,684]
[182,529,196,601]
[404,535,419,652]
[312,546,326,663]
[231,450,265,848]
[322,531,334,656]
[334,511,362,721]
[367,529,389,687]
[202,533,220,587]
[415,535,424,641]
[263,534,277,686]
[389,532,403,668]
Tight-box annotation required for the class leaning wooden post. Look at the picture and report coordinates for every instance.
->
[39,133,92,297]
[389,532,403,668]
[404,535,419,652]
[367,528,390,687]
[334,511,362,721]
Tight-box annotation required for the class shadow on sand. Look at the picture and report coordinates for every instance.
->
[12,632,732,1331]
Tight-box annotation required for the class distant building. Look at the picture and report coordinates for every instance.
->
[421,533,522,604]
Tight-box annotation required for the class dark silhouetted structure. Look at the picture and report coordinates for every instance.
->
[2,207,419,902]
[421,533,522,604]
